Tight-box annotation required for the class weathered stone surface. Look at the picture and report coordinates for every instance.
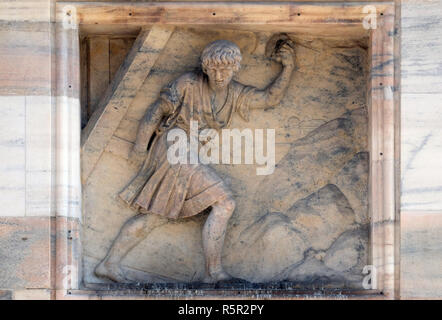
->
[253,107,367,215]
[0,217,51,289]
[13,289,52,300]
[287,228,368,287]
[0,290,12,300]
[232,212,308,283]
[332,152,369,225]
[82,27,368,287]
[233,184,368,287]
[401,212,442,299]
[323,228,368,273]
[288,184,357,252]
[81,26,175,183]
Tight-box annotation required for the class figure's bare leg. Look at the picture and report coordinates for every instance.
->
[95,212,168,282]
[202,196,235,283]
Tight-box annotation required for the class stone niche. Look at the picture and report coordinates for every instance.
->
[82,26,369,288]
[56,1,397,298]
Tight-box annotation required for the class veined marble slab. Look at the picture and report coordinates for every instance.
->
[402,0,442,93]
[0,95,53,217]
[401,93,442,211]
[401,211,442,298]
[0,96,26,217]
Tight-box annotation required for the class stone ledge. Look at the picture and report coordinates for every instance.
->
[60,287,383,300]
[77,281,383,299]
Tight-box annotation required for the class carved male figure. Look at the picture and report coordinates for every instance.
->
[95,39,295,283]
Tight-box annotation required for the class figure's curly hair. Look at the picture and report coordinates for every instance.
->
[201,40,242,72]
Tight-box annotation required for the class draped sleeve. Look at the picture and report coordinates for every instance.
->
[233,82,263,122]
[159,76,186,116]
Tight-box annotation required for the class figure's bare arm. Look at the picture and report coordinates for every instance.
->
[248,43,295,109]
[129,99,168,165]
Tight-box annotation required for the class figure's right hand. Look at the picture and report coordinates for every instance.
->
[274,42,295,68]
[128,147,148,167]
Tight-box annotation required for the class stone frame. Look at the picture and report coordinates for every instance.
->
[54,1,399,299]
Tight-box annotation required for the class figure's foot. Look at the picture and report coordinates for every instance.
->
[94,261,127,283]
[203,269,232,283]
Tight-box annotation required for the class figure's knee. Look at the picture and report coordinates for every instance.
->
[213,195,236,219]
[222,196,236,213]
[125,213,150,235]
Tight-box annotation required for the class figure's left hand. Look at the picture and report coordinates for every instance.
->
[274,42,295,68]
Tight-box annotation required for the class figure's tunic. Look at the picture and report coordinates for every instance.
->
[119,72,258,219]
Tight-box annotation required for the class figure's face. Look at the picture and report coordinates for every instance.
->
[204,65,235,90]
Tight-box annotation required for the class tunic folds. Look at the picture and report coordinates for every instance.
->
[119,72,257,219]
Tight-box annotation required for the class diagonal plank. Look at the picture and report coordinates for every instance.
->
[81,25,175,183]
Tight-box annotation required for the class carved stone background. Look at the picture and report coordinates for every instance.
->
[82,27,369,288]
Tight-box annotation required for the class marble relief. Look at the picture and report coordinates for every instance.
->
[82,28,369,288]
